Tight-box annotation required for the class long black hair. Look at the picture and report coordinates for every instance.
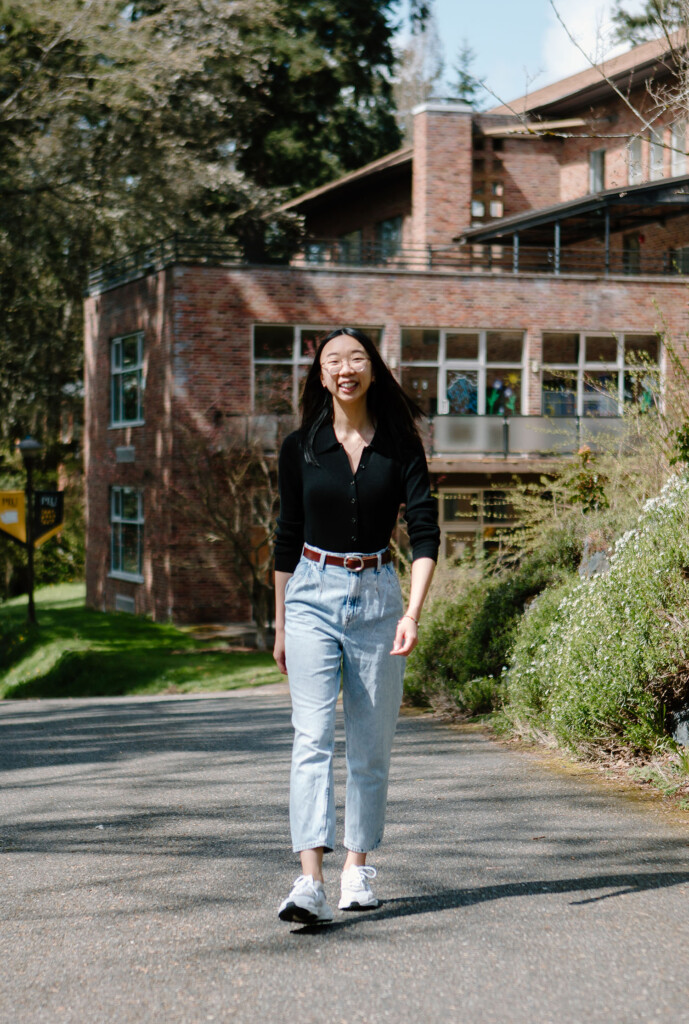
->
[300,327,425,465]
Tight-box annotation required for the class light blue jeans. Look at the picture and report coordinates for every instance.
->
[284,548,405,854]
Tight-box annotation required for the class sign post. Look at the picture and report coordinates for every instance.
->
[0,440,64,627]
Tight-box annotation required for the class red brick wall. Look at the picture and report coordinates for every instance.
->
[500,137,562,216]
[411,103,473,246]
[86,261,689,622]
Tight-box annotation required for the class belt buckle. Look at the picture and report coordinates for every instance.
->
[344,555,364,572]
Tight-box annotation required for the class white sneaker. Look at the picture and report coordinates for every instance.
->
[338,865,380,910]
[278,875,334,924]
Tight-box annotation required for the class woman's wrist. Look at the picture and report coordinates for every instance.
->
[402,611,419,625]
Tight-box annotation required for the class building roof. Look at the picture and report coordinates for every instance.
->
[456,174,689,246]
[487,31,682,119]
[280,147,413,213]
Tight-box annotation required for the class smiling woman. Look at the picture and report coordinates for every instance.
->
[272,326,439,925]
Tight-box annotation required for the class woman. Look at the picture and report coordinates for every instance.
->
[273,327,439,924]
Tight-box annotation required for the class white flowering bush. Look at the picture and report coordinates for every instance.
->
[506,474,689,751]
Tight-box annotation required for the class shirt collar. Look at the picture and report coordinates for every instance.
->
[313,422,340,454]
[312,420,395,458]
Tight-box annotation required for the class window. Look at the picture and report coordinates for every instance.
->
[337,229,363,263]
[439,488,517,560]
[650,129,665,180]
[400,328,524,416]
[375,216,403,259]
[589,149,605,192]
[671,121,687,176]
[253,325,382,413]
[541,332,660,417]
[628,137,643,185]
[110,487,143,581]
[111,332,144,426]
[623,233,641,275]
[671,244,689,274]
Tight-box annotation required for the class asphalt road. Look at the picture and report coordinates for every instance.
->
[2,685,689,1024]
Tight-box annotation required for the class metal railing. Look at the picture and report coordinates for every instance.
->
[296,240,682,276]
[87,235,243,294]
[431,414,630,457]
[223,413,631,458]
[87,235,689,294]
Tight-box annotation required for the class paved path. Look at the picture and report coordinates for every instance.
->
[1,687,689,1024]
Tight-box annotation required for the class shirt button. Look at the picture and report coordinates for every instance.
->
[351,517,356,523]
[350,498,356,504]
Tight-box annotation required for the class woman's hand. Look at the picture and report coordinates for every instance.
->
[391,614,418,656]
[273,625,287,675]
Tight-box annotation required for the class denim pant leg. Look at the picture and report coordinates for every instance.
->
[341,563,405,853]
[285,560,343,853]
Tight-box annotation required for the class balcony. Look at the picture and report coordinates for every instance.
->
[430,414,628,458]
[295,239,682,277]
[226,413,629,461]
[86,234,688,295]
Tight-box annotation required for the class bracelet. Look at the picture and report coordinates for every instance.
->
[401,612,419,625]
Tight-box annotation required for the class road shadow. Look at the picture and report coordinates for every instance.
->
[291,869,689,935]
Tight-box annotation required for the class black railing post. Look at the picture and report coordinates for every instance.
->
[503,416,510,458]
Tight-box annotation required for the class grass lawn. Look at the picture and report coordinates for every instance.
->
[0,583,284,699]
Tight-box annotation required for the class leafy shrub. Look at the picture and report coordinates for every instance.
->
[406,545,575,714]
[505,474,689,752]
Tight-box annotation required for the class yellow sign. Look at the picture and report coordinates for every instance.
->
[0,491,26,544]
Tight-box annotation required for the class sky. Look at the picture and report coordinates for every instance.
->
[400,0,647,108]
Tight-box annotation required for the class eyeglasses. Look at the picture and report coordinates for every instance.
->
[321,355,370,373]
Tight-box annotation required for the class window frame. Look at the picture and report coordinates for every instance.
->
[400,328,526,417]
[109,485,144,583]
[252,324,383,414]
[437,486,518,559]
[671,121,687,176]
[541,332,661,417]
[589,148,606,192]
[110,331,145,427]
[628,137,643,185]
[650,128,665,180]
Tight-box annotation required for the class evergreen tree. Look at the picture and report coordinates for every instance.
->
[452,38,485,109]
[0,0,427,443]
[612,0,686,45]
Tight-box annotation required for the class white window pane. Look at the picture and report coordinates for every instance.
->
[650,129,664,180]
[671,122,686,175]
[628,137,643,185]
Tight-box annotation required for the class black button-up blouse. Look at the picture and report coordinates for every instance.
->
[274,423,440,573]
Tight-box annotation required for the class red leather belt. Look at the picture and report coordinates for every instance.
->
[302,545,391,572]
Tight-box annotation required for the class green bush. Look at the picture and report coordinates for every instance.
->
[505,474,689,752]
[406,545,575,714]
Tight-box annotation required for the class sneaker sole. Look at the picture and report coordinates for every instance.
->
[278,901,333,924]
[338,899,380,911]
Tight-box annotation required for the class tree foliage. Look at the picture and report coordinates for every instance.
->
[393,13,445,141]
[612,0,687,45]
[0,0,425,444]
[452,39,485,110]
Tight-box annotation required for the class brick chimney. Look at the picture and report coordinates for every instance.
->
[411,100,474,249]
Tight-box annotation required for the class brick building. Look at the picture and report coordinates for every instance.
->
[85,34,689,623]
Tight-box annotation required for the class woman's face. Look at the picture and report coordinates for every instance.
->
[319,334,374,405]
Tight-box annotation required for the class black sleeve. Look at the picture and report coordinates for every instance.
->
[402,440,440,562]
[274,433,305,573]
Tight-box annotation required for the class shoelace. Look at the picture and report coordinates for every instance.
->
[290,874,319,895]
[346,865,377,888]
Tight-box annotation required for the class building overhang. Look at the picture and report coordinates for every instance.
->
[455,175,689,246]
[487,31,683,119]
[279,147,413,215]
